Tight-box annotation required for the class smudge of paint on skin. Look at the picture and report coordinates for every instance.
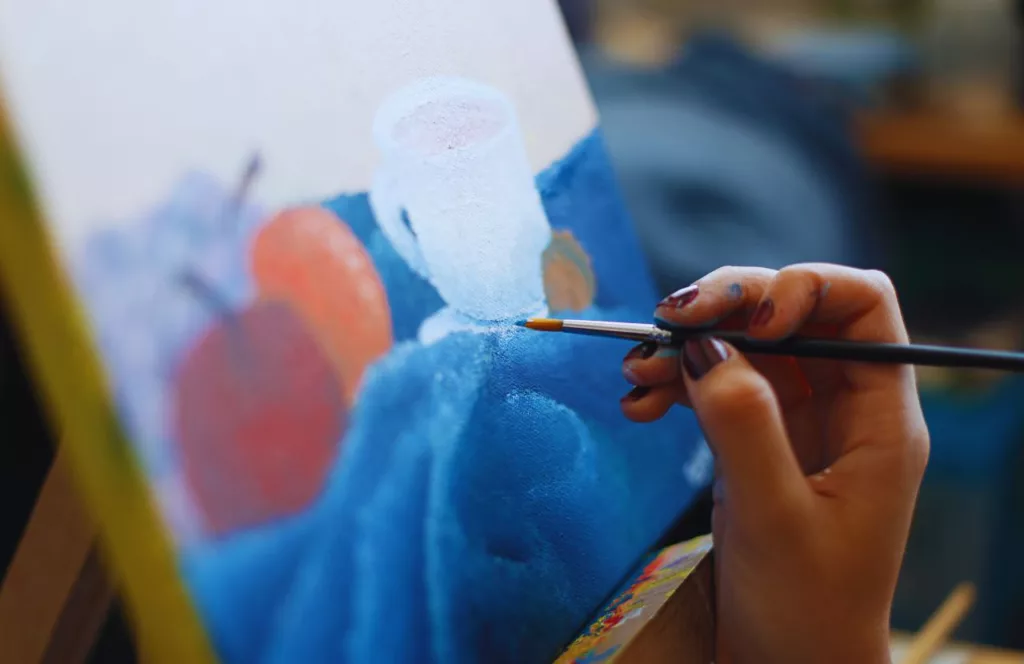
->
[820,281,831,299]
[542,229,596,312]
[713,478,725,503]
[727,283,743,301]
[623,342,657,362]
[683,441,713,486]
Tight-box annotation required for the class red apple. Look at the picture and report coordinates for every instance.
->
[172,295,345,536]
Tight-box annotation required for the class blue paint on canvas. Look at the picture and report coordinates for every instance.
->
[173,129,708,663]
[72,128,708,663]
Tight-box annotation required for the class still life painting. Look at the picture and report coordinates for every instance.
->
[0,0,710,662]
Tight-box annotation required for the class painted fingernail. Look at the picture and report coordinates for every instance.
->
[621,385,651,402]
[750,298,774,328]
[657,284,699,310]
[682,338,729,380]
[624,342,658,362]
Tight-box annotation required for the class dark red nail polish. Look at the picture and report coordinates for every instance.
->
[625,342,658,362]
[750,299,774,327]
[621,385,651,402]
[682,338,729,380]
[657,284,699,310]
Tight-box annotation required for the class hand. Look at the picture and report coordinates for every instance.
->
[619,264,929,664]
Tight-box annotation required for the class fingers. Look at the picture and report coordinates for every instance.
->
[746,263,909,345]
[622,342,811,410]
[681,338,810,526]
[654,266,776,329]
[622,343,681,386]
[653,264,910,347]
[619,383,688,422]
[745,264,919,396]
[621,343,692,412]
[654,264,916,396]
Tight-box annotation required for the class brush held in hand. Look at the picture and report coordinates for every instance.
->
[520,318,1024,373]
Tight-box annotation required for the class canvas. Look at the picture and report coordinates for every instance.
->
[0,1,710,662]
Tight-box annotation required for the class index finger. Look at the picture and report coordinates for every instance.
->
[746,263,916,395]
[657,264,915,392]
[747,263,909,345]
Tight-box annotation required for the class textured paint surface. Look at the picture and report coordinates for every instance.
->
[180,131,707,664]
[29,112,708,664]
[370,78,551,327]
[543,229,597,312]
[173,299,345,535]
[251,205,393,405]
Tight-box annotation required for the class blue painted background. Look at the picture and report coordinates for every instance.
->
[121,129,706,663]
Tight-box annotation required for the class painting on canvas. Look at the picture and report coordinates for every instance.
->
[0,1,710,661]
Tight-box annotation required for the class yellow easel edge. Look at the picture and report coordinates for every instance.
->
[0,99,217,663]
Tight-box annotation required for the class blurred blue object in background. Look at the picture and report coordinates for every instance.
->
[580,30,882,297]
[893,377,1024,648]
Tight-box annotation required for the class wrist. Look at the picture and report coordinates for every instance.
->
[787,622,890,664]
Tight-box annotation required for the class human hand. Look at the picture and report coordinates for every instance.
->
[620,264,929,664]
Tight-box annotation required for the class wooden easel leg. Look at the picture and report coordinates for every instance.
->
[41,545,115,664]
[0,446,114,663]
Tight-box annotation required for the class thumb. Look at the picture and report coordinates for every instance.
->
[681,338,809,523]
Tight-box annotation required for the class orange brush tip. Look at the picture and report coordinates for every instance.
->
[521,318,564,332]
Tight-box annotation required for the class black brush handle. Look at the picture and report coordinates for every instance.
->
[667,330,1024,372]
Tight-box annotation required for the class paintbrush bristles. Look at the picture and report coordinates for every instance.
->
[522,318,564,332]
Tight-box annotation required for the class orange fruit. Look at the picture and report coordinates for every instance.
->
[250,206,392,405]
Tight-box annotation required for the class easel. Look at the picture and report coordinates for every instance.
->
[0,446,114,664]
[7,452,1024,664]
[9,462,1024,664]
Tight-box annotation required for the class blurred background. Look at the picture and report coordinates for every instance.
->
[559,0,1024,650]
[2,0,1024,659]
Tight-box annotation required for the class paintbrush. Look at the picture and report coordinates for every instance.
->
[518,318,1024,372]
[899,582,976,664]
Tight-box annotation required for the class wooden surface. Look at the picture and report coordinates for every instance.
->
[857,110,1024,185]
[891,632,1024,664]
[0,446,112,663]
[40,547,115,664]
[901,583,977,664]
